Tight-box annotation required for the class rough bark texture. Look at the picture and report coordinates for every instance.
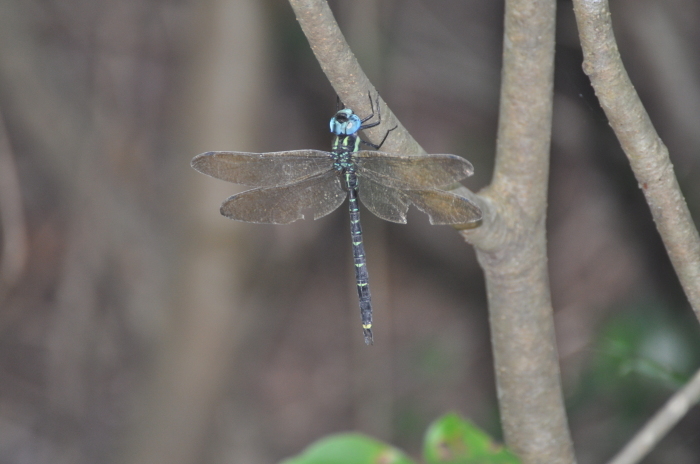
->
[573,0,700,323]
[463,1,577,463]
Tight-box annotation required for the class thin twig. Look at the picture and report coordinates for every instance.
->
[572,0,700,323]
[607,367,700,464]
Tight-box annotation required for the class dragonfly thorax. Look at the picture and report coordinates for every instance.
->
[333,153,355,172]
[330,108,362,136]
[332,134,361,172]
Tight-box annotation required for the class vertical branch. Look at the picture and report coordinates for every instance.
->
[573,1,700,462]
[572,0,700,322]
[122,1,269,463]
[463,0,576,462]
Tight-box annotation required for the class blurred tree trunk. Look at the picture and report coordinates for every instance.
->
[0,2,176,463]
[121,0,270,463]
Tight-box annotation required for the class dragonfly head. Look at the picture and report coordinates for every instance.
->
[330,108,362,136]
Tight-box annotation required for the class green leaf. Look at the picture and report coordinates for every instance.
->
[280,433,417,464]
[423,413,520,464]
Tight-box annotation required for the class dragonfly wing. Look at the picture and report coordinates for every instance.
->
[355,152,473,189]
[405,189,482,225]
[220,171,346,224]
[358,174,482,225]
[192,150,334,186]
[357,176,411,224]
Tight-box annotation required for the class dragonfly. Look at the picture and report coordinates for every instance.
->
[191,94,481,345]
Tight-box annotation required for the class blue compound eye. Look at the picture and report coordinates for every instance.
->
[330,109,362,135]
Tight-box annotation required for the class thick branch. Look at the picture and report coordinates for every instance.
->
[463,1,577,463]
[607,367,700,464]
[572,0,700,322]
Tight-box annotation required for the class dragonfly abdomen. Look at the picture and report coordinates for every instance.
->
[345,170,373,345]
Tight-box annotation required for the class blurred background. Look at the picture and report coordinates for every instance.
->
[0,0,699,463]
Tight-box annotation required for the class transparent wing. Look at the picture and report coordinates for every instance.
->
[192,150,334,187]
[220,170,346,224]
[355,152,473,189]
[357,176,482,225]
[358,176,411,224]
[405,189,482,225]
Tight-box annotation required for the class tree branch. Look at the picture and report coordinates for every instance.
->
[606,367,700,464]
[288,0,418,156]
[461,1,577,462]
[572,0,700,323]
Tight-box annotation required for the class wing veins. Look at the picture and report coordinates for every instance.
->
[192,150,334,186]
[220,170,346,224]
[354,151,473,189]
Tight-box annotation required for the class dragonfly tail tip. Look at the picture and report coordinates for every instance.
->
[363,328,374,345]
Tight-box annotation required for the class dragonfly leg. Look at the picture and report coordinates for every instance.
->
[359,91,377,124]
[336,94,344,112]
[359,92,398,150]
[360,92,381,128]
[361,124,397,150]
